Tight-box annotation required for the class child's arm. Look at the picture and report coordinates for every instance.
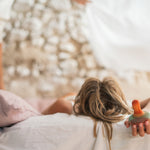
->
[42,99,73,115]
[140,98,150,111]
[73,0,91,5]
[0,43,4,89]
[42,93,76,115]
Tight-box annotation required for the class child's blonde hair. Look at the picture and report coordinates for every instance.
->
[73,77,132,150]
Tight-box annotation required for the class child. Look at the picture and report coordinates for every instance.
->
[43,77,132,150]
[43,77,150,139]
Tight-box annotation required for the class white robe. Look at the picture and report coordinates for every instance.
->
[86,0,150,71]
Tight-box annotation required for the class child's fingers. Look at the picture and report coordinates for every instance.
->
[124,120,130,128]
[145,120,150,134]
[132,124,137,136]
[139,123,145,137]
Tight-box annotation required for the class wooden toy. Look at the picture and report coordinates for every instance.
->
[129,100,150,124]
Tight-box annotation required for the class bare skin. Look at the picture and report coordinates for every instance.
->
[42,93,76,115]
[73,0,91,5]
[124,98,150,137]
[0,43,4,89]
[42,98,73,115]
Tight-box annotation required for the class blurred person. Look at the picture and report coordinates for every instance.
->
[0,0,14,89]
[0,41,4,89]
[0,19,6,89]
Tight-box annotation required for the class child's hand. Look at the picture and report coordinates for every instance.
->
[73,0,91,5]
[124,119,150,137]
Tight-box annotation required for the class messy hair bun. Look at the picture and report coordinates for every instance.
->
[73,77,132,150]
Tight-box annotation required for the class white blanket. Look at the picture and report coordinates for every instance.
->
[0,113,149,150]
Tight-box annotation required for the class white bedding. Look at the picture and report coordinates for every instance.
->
[0,113,149,150]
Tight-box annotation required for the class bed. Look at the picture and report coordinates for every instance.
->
[0,113,149,150]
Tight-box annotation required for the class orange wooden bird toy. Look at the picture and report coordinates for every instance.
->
[129,100,150,124]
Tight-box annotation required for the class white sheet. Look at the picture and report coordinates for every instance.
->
[0,113,149,150]
[86,0,150,71]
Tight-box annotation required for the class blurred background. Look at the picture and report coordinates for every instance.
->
[1,0,150,100]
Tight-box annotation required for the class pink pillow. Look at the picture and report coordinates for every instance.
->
[0,90,40,127]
